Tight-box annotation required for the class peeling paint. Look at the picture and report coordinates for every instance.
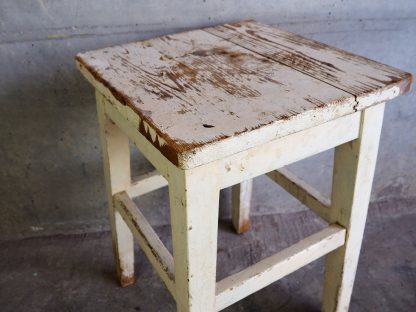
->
[76,20,411,168]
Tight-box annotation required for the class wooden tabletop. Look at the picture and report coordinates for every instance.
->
[76,20,412,168]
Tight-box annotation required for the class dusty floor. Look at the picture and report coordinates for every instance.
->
[0,199,415,312]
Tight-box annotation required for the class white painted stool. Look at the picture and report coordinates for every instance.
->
[76,20,412,312]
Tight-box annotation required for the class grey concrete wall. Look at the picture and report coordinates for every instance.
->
[1,1,415,239]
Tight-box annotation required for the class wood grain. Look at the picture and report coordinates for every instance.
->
[205,20,412,106]
[216,225,346,310]
[95,92,135,287]
[77,20,411,168]
[323,103,385,311]
[114,191,175,297]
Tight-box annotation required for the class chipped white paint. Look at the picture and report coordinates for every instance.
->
[82,21,411,312]
[206,21,411,102]
[322,103,386,312]
[232,179,253,234]
[97,90,361,311]
[356,85,401,109]
[100,93,175,179]
[168,165,221,312]
[96,92,135,286]
[266,168,331,221]
[217,111,361,189]
[76,20,411,170]
[127,170,168,198]
[216,225,346,311]
[97,91,361,311]
[114,191,175,297]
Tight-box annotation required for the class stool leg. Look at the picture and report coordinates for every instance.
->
[322,103,385,311]
[169,166,220,312]
[96,92,135,287]
[232,179,253,234]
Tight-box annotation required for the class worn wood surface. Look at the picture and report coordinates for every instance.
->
[84,21,410,312]
[76,20,411,169]
[114,191,175,297]
[127,170,168,198]
[322,103,385,312]
[266,168,331,221]
[168,165,221,311]
[215,225,346,311]
[95,92,135,287]
[96,87,387,311]
[232,180,253,234]
[218,111,360,189]
[206,21,412,107]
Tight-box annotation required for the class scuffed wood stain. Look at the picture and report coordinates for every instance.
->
[206,21,412,98]
[76,20,412,166]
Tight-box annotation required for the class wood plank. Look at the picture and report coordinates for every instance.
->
[96,91,135,287]
[127,170,168,198]
[77,20,411,169]
[100,92,174,179]
[232,180,253,234]
[88,68,359,170]
[266,168,330,221]
[205,20,412,108]
[322,103,385,311]
[169,165,221,311]
[216,225,346,311]
[76,26,360,169]
[114,191,175,297]
[218,111,360,189]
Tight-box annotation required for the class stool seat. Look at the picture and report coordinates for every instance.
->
[76,20,411,169]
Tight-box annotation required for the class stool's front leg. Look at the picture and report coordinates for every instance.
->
[322,103,385,311]
[96,92,135,287]
[169,165,220,312]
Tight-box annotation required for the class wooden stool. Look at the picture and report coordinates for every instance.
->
[76,20,411,312]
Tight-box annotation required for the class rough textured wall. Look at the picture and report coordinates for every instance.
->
[1,1,415,239]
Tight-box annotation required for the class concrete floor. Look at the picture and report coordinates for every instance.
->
[1,199,415,312]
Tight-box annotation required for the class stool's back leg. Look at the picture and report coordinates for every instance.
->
[169,165,220,312]
[96,92,135,287]
[232,180,253,234]
[322,103,385,311]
